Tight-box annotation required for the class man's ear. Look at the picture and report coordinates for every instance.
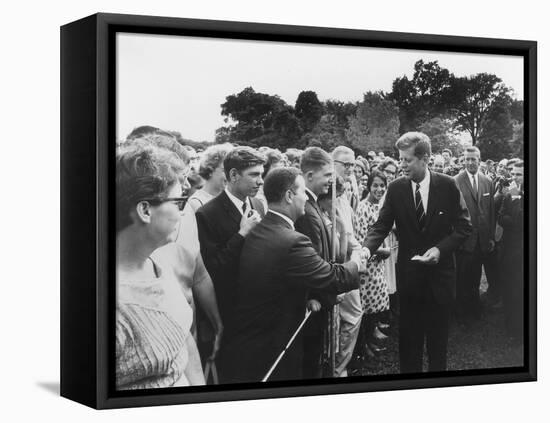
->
[229,168,239,183]
[135,201,152,224]
[285,190,293,205]
[304,170,314,182]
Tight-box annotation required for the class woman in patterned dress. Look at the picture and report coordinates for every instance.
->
[379,158,400,327]
[116,143,205,389]
[354,170,391,356]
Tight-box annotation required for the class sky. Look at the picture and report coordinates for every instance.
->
[117,32,524,143]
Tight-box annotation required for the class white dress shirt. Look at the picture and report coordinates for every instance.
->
[411,170,430,211]
[225,188,250,215]
[467,171,479,194]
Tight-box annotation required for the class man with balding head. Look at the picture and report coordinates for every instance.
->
[222,168,362,383]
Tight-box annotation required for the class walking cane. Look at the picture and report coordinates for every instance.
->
[329,172,339,377]
[262,309,312,382]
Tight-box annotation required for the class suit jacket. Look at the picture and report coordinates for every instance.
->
[498,190,524,260]
[223,212,360,383]
[365,171,472,305]
[295,191,331,260]
[454,170,496,253]
[195,190,265,327]
[295,191,335,307]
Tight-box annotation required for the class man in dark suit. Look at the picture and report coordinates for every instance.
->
[223,167,364,383]
[498,161,524,341]
[294,147,334,378]
[364,132,472,373]
[195,146,266,371]
[454,146,497,321]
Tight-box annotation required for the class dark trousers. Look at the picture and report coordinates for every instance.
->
[456,246,498,318]
[302,310,327,379]
[399,292,450,373]
[502,249,524,340]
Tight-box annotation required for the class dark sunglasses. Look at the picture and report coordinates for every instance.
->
[141,196,188,211]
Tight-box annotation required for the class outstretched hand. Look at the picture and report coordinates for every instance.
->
[411,247,440,265]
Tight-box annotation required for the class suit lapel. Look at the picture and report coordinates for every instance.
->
[424,171,439,230]
[306,191,331,254]
[221,191,242,226]
[461,171,478,204]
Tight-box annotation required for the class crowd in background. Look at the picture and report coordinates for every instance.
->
[115,125,525,389]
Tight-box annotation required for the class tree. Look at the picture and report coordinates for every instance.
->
[418,117,463,156]
[449,73,506,145]
[389,60,455,133]
[295,91,323,133]
[216,87,303,149]
[345,92,400,156]
[510,122,524,159]
[476,91,514,160]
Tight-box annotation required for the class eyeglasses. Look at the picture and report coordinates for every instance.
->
[334,160,355,169]
[141,196,188,211]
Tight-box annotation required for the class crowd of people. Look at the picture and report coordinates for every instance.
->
[115,125,525,389]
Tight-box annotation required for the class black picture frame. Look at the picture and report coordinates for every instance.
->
[60,12,537,409]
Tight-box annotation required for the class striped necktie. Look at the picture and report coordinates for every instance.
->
[415,182,426,229]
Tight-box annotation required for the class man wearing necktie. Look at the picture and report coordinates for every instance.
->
[294,147,335,378]
[196,147,266,381]
[454,146,497,322]
[363,132,472,373]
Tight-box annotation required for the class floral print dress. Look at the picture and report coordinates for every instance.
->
[353,199,390,315]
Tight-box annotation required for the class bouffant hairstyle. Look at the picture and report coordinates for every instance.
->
[198,143,233,180]
[116,144,185,232]
[263,167,302,204]
[122,131,190,165]
[223,146,266,179]
[262,149,285,178]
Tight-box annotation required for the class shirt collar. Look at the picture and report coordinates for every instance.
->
[305,187,318,202]
[225,188,249,214]
[268,209,295,230]
[412,169,430,189]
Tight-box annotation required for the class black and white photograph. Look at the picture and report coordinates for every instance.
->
[114,30,529,390]
[5,0,548,419]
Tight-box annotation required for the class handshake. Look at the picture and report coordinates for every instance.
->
[350,247,371,273]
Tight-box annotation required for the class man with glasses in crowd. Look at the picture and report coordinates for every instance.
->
[331,146,365,377]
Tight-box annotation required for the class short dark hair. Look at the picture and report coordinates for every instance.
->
[395,132,432,159]
[264,167,302,204]
[300,147,332,173]
[223,146,266,179]
[116,144,185,232]
[366,170,387,192]
[464,146,481,156]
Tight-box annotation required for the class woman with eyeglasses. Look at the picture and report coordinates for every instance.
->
[115,144,205,389]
